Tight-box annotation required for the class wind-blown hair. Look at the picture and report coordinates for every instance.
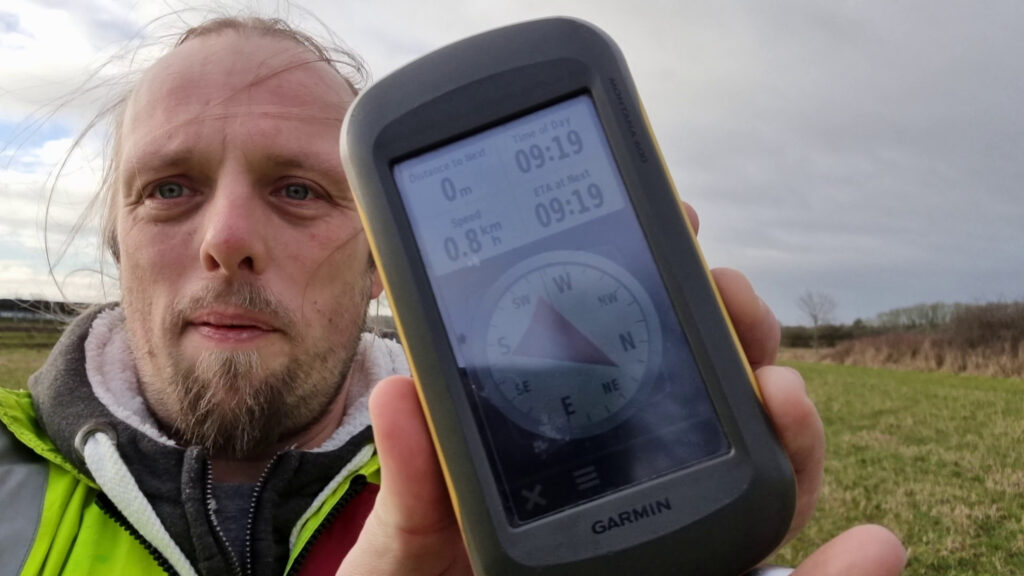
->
[45,12,369,301]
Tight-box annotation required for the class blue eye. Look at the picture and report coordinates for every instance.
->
[155,182,187,199]
[283,184,312,200]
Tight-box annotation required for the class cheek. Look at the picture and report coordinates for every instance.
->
[291,227,372,321]
[118,220,196,312]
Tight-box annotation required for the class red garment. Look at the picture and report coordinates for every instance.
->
[296,483,380,575]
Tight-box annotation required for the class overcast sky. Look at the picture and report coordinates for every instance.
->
[1,0,1022,326]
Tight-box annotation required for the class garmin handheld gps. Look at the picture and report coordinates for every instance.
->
[341,17,795,576]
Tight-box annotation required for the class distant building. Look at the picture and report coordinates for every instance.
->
[0,299,82,323]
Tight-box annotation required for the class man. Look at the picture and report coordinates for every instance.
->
[0,16,906,576]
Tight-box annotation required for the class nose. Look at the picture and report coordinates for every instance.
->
[198,178,267,277]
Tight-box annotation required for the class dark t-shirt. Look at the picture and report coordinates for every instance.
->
[212,482,256,562]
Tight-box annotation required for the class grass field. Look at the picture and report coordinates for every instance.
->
[772,361,1024,574]
[0,330,60,388]
[1,335,1021,574]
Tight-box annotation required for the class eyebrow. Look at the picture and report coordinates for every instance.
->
[119,131,352,195]
[120,148,202,192]
[258,151,354,199]
[258,151,344,180]
[122,147,344,181]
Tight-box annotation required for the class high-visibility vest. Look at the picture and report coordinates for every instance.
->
[0,387,381,576]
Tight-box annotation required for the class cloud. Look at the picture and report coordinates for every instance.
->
[1,0,1022,325]
[27,0,139,47]
[0,133,106,298]
[0,258,114,302]
[616,2,1024,323]
[0,11,19,35]
[0,1,109,121]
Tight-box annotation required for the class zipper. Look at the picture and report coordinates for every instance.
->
[243,454,281,575]
[94,456,367,576]
[95,492,179,576]
[283,474,369,576]
[204,460,245,576]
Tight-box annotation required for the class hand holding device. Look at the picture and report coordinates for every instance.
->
[340,297,907,576]
[339,16,903,576]
[342,17,792,575]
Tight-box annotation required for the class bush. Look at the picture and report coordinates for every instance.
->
[781,320,880,349]
[824,302,1024,379]
[948,301,1024,349]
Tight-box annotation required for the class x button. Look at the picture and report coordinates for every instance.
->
[521,484,547,511]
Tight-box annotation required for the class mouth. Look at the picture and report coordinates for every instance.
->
[187,310,281,343]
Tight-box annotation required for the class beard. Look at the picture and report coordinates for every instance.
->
[169,343,353,459]
[126,279,370,460]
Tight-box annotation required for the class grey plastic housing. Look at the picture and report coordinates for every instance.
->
[341,17,795,576]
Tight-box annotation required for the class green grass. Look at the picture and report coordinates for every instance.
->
[0,330,62,348]
[772,362,1024,574]
[0,331,61,388]
[1,341,1021,573]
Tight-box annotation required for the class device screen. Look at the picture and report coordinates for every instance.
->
[392,94,729,526]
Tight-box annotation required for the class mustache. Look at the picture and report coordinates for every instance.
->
[170,282,296,333]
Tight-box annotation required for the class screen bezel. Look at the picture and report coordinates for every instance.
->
[389,92,733,526]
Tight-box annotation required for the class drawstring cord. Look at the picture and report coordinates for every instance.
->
[76,424,199,576]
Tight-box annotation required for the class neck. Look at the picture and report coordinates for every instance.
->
[210,383,351,483]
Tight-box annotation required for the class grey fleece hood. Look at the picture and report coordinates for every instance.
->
[28,305,408,575]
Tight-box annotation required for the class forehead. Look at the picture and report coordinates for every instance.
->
[122,33,354,151]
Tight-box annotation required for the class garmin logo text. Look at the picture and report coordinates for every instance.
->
[591,497,672,534]
[608,77,648,163]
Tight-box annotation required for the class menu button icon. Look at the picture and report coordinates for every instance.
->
[572,466,601,490]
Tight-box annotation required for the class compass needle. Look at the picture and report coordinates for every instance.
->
[512,297,616,367]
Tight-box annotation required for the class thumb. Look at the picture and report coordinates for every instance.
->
[338,376,472,575]
[791,525,906,576]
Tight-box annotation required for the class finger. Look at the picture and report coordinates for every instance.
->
[756,365,824,543]
[681,200,700,235]
[368,376,452,530]
[712,267,781,369]
[792,525,906,576]
[339,376,471,575]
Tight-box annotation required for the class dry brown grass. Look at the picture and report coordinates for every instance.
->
[778,347,833,363]
[824,332,1024,379]
[808,303,1024,379]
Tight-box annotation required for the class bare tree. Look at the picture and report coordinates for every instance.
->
[797,290,837,349]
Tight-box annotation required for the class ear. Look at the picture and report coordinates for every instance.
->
[370,268,384,299]
[107,226,122,264]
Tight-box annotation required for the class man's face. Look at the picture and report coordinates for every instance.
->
[116,32,380,458]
